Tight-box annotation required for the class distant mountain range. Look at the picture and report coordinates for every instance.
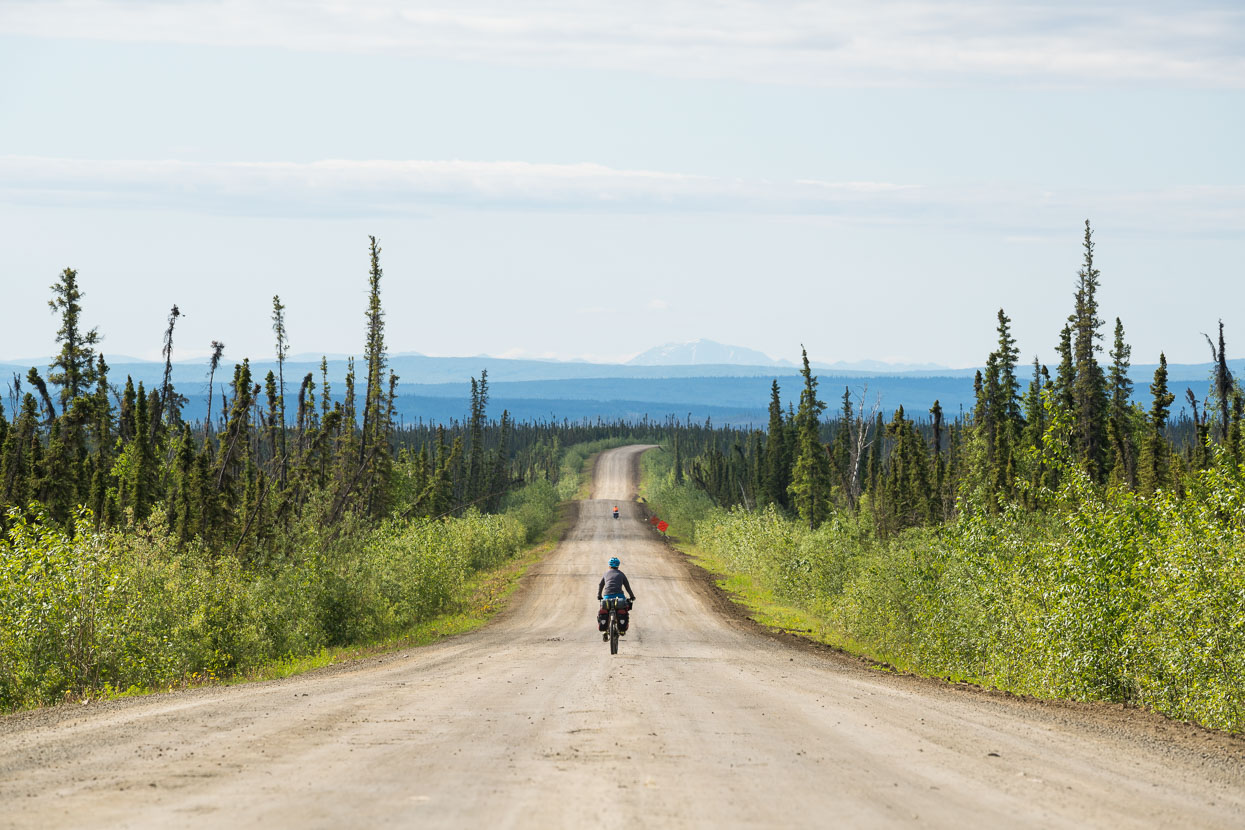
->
[624,339,956,375]
[628,339,795,367]
[1,343,1234,427]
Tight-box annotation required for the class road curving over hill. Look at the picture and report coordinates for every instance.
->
[3,445,1244,828]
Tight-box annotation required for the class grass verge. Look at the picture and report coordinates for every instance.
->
[669,533,894,669]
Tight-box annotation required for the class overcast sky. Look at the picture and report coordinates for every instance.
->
[2,0,1243,369]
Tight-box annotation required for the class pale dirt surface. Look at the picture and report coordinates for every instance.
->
[3,445,1245,828]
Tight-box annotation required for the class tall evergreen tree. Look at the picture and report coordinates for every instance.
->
[1053,324,1075,415]
[87,355,114,527]
[154,304,181,430]
[205,341,225,434]
[359,236,387,465]
[1139,354,1175,493]
[1069,220,1109,481]
[115,382,158,522]
[47,267,99,409]
[1107,318,1137,488]
[1204,320,1234,444]
[172,424,196,545]
[762,379,789,508]
[1185,388,1210,471]
[788,348,831,529]
[984,309,1023,497]
[881,405,934,532]
[1,394,40,512]
[467,371,489,501]
[1020,358,1052,499]
[928,399,946,517]
[831,387,854,507]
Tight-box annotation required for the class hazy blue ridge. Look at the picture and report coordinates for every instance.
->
[0,355,1229,426]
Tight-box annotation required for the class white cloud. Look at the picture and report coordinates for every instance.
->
[648,299,670,311]
[1,155,1242,237]
[0,155,919,215]
[1,0,1242,87]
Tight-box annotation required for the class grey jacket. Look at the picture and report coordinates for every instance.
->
[598,568,634,600]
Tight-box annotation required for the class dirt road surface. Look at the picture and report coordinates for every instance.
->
[4,445,1245,828]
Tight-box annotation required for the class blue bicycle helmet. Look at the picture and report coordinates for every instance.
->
[608,557,621,568]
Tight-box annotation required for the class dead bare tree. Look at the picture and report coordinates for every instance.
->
[847,384,882,507]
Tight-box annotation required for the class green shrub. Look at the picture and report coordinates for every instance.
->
[0,500,535,711]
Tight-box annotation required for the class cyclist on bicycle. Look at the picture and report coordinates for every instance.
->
[598,557,635,639]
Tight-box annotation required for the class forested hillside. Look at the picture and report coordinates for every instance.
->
[646,221,1245,732]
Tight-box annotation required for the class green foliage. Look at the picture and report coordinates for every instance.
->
[500,478,560,543]
[0,432,608,711]
[0,490,548,709]
[645,434,1245,733]
[788,348,831,529]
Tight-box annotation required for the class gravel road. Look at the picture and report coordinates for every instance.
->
[3,445,1244,828]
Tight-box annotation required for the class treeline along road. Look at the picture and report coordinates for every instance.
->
[2,446,1244,828]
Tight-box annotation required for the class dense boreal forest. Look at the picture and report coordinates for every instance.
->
[645,221,1245,732]
[0,237,663,710]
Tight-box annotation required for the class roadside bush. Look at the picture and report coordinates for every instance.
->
[501,478,560,543]
[0,505,532,710]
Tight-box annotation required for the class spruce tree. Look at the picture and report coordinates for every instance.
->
[87,355,114,527]
[215,361,255,500]
[116,382,158,522]
[929,399,945,518]
[1185,388,1210,471]
[1020,357,1052,499]
[205,341,225,435]
[762,379,789,508]
[487,409,512,510]
[467,371,488,501]
[881,405,933,532]
[264,371,280,466]
[831,387,854,507]
[1139,354,1175,492]
[788,348,831,529]
[155,304,181,429]
[1107,318,1137,488]
[1069,221,1110,481]
[985,309,1023,497]
[1204,320,1234,444]
[47,267,99,408]
[1053,324,1075,415]
[0,394,39,511]
[118,376,137,442]
[359,236,387,465]
[172,424,196,545]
